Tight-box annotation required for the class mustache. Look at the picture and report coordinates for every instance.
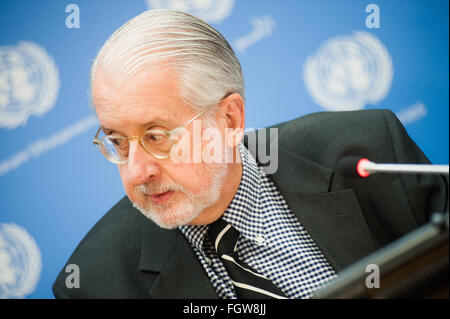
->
[134,182,185,196]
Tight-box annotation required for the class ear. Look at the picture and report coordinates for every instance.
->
[218,93,245,148]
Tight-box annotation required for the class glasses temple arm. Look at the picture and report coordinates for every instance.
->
[173,103,216,134]
[92,126,102,145]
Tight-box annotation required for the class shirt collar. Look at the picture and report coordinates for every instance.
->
[222,143,265,242]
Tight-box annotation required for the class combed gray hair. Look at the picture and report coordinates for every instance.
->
[90,9,245,116]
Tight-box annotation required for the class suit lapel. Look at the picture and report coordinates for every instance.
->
[251,139,375,272]
[280,187,375,272]
[138,222,218,298]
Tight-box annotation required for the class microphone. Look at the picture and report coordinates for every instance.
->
[338,156,449,178]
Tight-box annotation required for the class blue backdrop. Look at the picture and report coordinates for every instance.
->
[0,0,448,299]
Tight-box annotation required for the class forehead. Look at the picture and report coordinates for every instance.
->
[92,65,189,131]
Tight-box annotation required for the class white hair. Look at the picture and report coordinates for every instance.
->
[90,9,245,116]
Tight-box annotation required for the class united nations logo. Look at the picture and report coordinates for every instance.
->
[303,31,393,111]
[0,41,60,129]
[146,0,235,23]
[0,223,42,299]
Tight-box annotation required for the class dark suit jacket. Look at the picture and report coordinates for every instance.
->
[53,109,447,298]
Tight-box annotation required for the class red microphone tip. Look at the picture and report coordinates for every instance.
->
[357,158,371,177]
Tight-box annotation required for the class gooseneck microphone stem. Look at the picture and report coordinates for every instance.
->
[362,161,449,175]
[338,156,449,178]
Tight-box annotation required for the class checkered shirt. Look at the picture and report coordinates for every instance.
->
[179,143,337,299]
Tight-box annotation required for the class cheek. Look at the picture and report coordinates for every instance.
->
[171,164,208,190]
[117,166,134,195]
[166,162,217,194]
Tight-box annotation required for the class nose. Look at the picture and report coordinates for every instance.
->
[125,140,161,186]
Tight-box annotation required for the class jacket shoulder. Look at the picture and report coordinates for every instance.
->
[272,109,404,166]
[52,196,158,298]
[274,108,396,139]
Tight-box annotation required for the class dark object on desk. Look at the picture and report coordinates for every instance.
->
[313,212,449,298]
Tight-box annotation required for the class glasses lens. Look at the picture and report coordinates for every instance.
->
[100,136,129,164]
[141,130,173,158]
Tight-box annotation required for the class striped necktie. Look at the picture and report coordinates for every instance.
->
[207,218,288,299]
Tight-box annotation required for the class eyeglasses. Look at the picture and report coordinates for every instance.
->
[92,102,216,164]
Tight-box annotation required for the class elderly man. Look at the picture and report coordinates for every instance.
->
[53,10,446,299]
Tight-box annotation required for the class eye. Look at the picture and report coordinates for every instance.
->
[109,137,127,149]
[151,135,162,141]
[147,133,166,144]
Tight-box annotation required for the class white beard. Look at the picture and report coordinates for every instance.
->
[131,163,228,229]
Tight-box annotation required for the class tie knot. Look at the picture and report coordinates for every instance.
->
[207,218,239,257]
